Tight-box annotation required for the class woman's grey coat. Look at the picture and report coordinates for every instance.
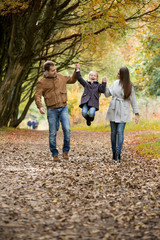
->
[105,79,139,123]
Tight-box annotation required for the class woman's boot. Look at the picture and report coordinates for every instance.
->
[112,152,116,161]
[116,154,121,163]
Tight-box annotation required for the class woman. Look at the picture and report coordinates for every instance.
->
[104,67,139,163]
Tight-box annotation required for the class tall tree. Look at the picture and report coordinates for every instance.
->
[120,12,160,96]
[0,0,159,127]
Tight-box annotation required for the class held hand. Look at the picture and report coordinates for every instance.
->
[75,63,80,70]
[102,76,107,82]
[135,114,139,124]
[40,107,45,115]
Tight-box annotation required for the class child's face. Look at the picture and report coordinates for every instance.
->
[89,71,98,81]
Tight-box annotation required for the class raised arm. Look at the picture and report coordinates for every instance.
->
[98,82,107,93]
[76,71,87,87]
[98,76,107,93]
[65,70,77,84]
[102,77,112,97]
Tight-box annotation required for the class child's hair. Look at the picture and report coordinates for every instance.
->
[119,66,132,99]
[89,71,98,79]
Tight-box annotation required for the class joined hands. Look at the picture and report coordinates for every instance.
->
[75,63,80,71]
[102,76,107,82]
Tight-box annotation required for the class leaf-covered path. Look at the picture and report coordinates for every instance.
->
[0,129,159,240]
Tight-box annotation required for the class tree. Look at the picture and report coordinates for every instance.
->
[121,18,160,96]
[0,0,82,127]
[0,0,160,127]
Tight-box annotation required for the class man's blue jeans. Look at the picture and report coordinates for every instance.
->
[47,106,70,157]
[110,121,126,154]
[82,104,96,119]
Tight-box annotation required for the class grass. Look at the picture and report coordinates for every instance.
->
[133,133,160,160]
[71,119,160,131]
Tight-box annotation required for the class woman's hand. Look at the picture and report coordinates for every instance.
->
[135,114,139,124]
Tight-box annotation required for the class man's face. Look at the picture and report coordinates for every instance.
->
[46,65,57,78]
[89,71,98,81]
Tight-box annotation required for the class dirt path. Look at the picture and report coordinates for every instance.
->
[0,129,159,240]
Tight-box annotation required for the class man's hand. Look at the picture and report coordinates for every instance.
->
[135,114,139,124]
[40,107,45,115]
[75,63,80,71]
[102,76,107,82]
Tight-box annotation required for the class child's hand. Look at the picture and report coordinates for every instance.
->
[75,63,80,70]
[102,76,107,82]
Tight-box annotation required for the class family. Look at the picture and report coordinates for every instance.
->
[35,61,139,163]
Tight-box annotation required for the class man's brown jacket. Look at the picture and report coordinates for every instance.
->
[35,71,77,109]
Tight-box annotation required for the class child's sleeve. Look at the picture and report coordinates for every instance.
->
[98,82,106,93]
[76,71,86,87]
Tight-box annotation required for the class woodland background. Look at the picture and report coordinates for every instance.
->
[0,1,160,239]
[0,0,160,129]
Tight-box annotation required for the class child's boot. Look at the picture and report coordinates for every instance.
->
[86,115,91,126]
[87,117,94,126]
[90,117,94,122]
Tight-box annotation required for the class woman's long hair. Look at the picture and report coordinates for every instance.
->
[119,67,132,99]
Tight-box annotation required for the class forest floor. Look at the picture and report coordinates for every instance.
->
[0,129,159,240]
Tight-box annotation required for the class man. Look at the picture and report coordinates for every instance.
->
[35,61,77,161]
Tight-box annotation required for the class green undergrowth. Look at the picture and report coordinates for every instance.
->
[134,133,160,160]
[71,119,160,131]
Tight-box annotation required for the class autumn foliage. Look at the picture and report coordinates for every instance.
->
[0,128,159,239]
[0,0,30,15]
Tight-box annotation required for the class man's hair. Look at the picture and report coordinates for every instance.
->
[44,61,55,71]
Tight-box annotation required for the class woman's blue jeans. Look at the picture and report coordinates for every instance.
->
[82,104,96,119]
[47,106,70,157]
[110,121,126,154]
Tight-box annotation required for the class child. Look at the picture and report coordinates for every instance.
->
[75,63,107,126]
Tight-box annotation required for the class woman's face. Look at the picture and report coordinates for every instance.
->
[117,69,120,79]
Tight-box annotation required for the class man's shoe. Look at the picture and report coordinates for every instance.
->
[53,156,60,161]
[63,152,69,159]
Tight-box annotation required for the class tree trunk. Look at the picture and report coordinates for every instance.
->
[10,96,35,128]
[0,61,26,127]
